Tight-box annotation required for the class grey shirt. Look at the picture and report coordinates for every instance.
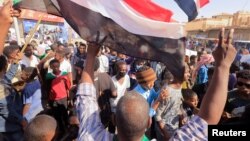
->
[155,86,183,135]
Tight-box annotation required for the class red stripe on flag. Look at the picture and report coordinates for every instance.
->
[199,0,209,8]
[124,0,173,22]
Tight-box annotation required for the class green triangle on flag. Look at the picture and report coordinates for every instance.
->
[13,0,21,5]
[0,0,20,6]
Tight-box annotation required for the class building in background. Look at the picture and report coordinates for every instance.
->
[5,9,81,44]
[186,11,250,41]
[232,11,250,27]
[18,9,66,43]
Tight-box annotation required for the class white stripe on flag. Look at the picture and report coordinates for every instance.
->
[156,0,188,22]
[70,0,185,39]
[195,0,201,13]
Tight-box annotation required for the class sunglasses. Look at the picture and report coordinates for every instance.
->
[237,82,250,88]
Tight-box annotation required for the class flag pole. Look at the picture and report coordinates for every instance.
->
[13,17,22,46]
[21,15,43,53]
[11,0,22,46]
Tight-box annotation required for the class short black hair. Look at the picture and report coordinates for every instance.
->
[237,70,250,80]
[79,43,86,47]
[190,55,197,61]
[114,60,127,74]
[49,59,60,66]
[57,43,66,48]
[9,40,18,45]
[162,68,174,82]
[22,44,34,50]
[241,62,250,70]
[23,67,38,81]
[230,63,240,73]
[3,45,20,57]
[182,89,197,101]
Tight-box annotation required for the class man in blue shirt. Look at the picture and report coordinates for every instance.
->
[0,55,25,141]
[133,66,168,139]
[133,66,166,116]
[0,3,24,140]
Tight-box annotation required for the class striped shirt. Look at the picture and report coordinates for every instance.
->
[170,116,208,141]
[76,83,113,141]
[76,83,207,141]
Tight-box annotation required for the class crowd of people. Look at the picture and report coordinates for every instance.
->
[0,1,249,141]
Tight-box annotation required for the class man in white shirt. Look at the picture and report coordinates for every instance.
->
[97,50,109,73]
[20,44,39,69]
[110,61,130,113]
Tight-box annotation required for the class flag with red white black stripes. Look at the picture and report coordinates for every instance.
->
[15,0,209,80]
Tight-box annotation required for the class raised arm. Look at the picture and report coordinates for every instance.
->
[0,1,20,53]
[80,42,100,83]
[198,29,237,124]
[76,42,113,141]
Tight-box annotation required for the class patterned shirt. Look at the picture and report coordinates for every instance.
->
[76,83,208,141]
[170,116,208,141]
[155,86,183,136]
[76,83,113,141]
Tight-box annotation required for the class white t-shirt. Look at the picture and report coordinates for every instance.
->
[48,59,72,73]
[20,55,40,68]
[37,44,47,56]
[110,74,130,112]
[98,55,109,73]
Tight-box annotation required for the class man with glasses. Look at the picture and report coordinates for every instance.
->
[225,69,250,114]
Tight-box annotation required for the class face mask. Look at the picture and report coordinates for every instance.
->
[135,65,143,71]
[110,55,117,60]
[25,52,33,57]
[118,72,126,77]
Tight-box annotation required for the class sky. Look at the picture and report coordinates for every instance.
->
[154,0,250,22]
[1,0,250,22]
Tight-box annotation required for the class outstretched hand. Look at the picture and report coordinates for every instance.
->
[212,28,237,68]
[0,0,21,54]
[198,28,237,125]
[87,42,101,57]
[0,0,21,25]
[157,88,169,102]
[79,41,100,84]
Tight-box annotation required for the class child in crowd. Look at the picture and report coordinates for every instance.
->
[155,64,190,141]
[21,67,44,122]
[180,89,199,126]
[46,59,71,137]
[46,59,70,108]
